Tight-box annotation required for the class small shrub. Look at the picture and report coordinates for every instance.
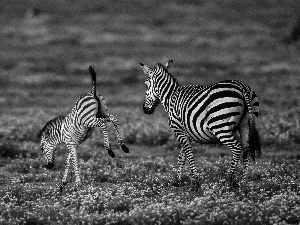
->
[0,142,27,159]
[122,119,172,146]
[0,109,54,143]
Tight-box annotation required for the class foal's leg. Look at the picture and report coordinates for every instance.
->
[59,153,71,191]
[84,117,115,158]
[99,119,115,158]
[108,113,129,153]
[66,143,81,190]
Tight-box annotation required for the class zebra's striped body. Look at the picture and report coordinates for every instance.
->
[140,60,261,187]
[171,81,259,144]
[38,66,129,191]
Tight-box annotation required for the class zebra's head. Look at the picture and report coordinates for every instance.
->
[140,59,173,114]
[38,116,64,170]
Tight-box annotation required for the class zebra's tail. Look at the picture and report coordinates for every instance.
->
[89,65,97,98]
[243,89,262,161]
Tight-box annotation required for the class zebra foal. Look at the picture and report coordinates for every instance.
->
[38,66,129,191]
[140,59,261,188]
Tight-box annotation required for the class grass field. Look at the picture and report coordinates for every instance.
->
[0,0,300,224]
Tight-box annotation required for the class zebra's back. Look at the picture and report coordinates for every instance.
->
[171,80,259,143]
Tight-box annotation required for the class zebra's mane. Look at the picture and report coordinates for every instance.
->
[156,63,179,85]
[37,115,66,138]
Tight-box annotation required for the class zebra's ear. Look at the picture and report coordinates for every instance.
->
[140,63,150,74]
[165,59,173,70]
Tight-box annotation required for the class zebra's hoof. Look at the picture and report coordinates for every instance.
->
[191,179,200,192]
[108,149,115,158]
[74,182,82,191]
[171,178,183,187]
[172,180,180,187]
[59,182,68,192]
[230,180,239,189]
[121,144,129,153]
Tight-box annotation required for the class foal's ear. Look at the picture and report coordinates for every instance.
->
[38,128,50,139]
[165,59,173,70]
[140,63,151,74]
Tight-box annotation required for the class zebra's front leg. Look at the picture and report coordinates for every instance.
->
[67,144,81,190]
[174,132,199,188]
[109,114,129,153]
[99,120,115,158]
[59,153,71,192]
[172,150,186,187]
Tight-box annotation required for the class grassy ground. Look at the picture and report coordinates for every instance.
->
[0,0,300,224]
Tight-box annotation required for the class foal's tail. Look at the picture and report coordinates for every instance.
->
[243,89,262,161]
[89,65,97,98]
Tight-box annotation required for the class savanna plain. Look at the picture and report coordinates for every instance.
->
[0,0,300,224]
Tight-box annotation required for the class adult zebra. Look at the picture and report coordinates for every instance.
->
[38,66,129,191]
[140,59,261,187]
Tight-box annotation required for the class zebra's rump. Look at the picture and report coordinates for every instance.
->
[76,93,108,119]
[96,95,108,118]
[171,80,258,143]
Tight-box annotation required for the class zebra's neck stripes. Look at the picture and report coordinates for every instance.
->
[153,65,179,112]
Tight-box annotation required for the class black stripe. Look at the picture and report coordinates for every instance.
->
[79,103,96,122]
[80,101,95,114]
[252,91,257,99]
[207,112,241,126]
[218,134,236,141]
[162,77,176,106]
[209,121,236,131]
[82,113,95,125]
[206,102,243,117]
[78,96,94,110]
[214,129,234,137]
[189,88,243,120]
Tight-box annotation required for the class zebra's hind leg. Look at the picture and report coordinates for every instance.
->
[239,116,251,182]
[241,148,251,182]
[99,119,115,158]
[59,153,71,192]
[108,114,129,153]
[214,131,243,188]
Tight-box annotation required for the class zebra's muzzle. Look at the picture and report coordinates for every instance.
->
[44,162,54,170]
[143,103,154,114]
